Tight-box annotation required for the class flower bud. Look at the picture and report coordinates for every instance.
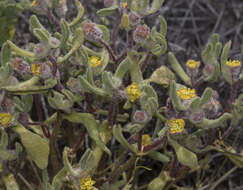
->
[40,62,52,79]
[34,43,50,58]
[55,0,67,18]
[203,98,222,119]
[188,109,204,124]
[128,11,140,26]
[133,24,150,44]
[203,64,214,77]
[6,76,19,86]
[66,77,82,93]
[133,110,148,123]
[31,0,49,14]
[48,37,61,48]
[1,98,14,114]
[12,58,31,75]
[83,22,103,41]
[104,0,115,7]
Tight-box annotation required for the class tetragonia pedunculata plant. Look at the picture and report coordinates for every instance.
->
[0,0,243,190]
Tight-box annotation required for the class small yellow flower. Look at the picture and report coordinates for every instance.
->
[142,134,151,147]
[126,83,141,102]
[0,113,12,126]
[186,59,200,69]
[226,60,241,68]
[31,0,37,7]
[122,2,128,8]
[176,87,196,100]
[31,63,42,75]
[89,56,102,68]
[167,119,185,134]
[80,176,95,190]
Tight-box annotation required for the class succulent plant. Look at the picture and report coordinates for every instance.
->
[0,0,242,189]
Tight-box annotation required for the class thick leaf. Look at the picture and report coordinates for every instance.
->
[97,6,118,17]
[2,77,57,95]
[221,41,232,84]
[69,0,84,27]
[149,65,175,87]
[113,125,139,154]
[168,136,198,169]
[196,113,232,129]
[61,111,111,155]
[168,52,191,86]
[2,174,19,190]
[115,57,131,79]
[1,42,11,67]
[147,151,170,163]
[7,40,35,58]
[145,0,165,15]
[148,171,172,190]
[78,148,96,170]
[199,87,213,107]
[13,124,49,169]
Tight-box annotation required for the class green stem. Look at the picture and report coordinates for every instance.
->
[108,155,137,184]
[49,112,62,174]
[209,166,237,190]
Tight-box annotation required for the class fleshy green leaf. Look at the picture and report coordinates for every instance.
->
[168,52,191,86]
[97,6,118,17]
[113,125,139,154]
[13,124,49,169]
[61,111,111,156]
[168,136,198,169]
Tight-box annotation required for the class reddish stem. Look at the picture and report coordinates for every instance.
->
[143,134,167,152]
[141,51,152,73]
[38,0,61,33]
[72,129,86,154]
[224,80,239,113]
[34,95,50,138]
[137,130,143,151]
[111,10,122,55]
[99,39,117,62]
[221,123,236,141]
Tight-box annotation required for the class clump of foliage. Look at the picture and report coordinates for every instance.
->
[0,0,30,46]
[0,0,243,189]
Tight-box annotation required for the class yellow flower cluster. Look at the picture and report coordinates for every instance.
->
[142,134,151,147]
[80,176,95,190]
[126,83,141,102]
[122,2,128,8]
[167,119,185,134]
[226,60,241,68]
[176,87,196,100]
[186,59,200,69]
[31,0,37,7]
[31,63,42,75]
[89,56,102,68]
[0,113,12,126]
